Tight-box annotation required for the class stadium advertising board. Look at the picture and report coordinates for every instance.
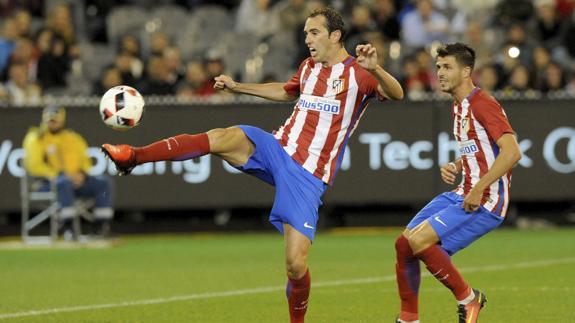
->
[0,100,573,211]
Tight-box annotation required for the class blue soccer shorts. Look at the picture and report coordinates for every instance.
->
[407,192,504,255]
[234,125,328,242]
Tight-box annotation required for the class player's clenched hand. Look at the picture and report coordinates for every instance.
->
[356,44,378,71]
[440,162,459,185]
[214,74,237,92]
[463,187,482,213]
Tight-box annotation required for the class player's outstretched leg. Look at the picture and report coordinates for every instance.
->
[395,234,421,323]
[102,127,254,175]
[284,224,312,323]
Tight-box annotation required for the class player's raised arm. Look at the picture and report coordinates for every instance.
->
[214,74,297,102]
[356,44,404,100]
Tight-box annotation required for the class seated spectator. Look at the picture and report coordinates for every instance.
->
[345,4,376,53]
[277,0,309,31]
[532,46,552,89]
[163,46,185,84]
[235,0,279,39]
[373,0,400,42]
[149,32,170,58]
[114,52,142,87]
[477,65,501,94]
[94,66,123,95]
[3,62,41,105]
[530,0,566,48]
[35,29,70,90]
[540,62,566,93]
[0,18,18,80]
[401,0,449,49]
[177,60,215,98]
[504,64,533,92]
[22,105,114,238]
[137,56,176,95]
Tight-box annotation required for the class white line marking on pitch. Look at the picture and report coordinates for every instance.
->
[0,257,573,320]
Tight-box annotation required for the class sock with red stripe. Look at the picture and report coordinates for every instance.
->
[134,133,210,164]
[415,244,471,301]
[286,269,311,323]
[395,235,420,322]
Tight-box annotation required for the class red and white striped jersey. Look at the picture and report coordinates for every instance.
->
[452,88,515,216]
[275,56,383,185]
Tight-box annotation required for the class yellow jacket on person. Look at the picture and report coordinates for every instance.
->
[22,126,92,179]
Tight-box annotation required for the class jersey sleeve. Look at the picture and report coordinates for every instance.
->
[283,59,308,97]
[472,97,514,142]
[356,68,385,101]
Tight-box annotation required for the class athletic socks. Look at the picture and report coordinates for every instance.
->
[134,133,210,164]
[415,244,470,302]
[286,269,311,323]
[395,235,421,322]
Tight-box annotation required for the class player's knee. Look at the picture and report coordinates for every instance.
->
[406,234,429,253]
[286,255,307,279]
[395,234,411,255]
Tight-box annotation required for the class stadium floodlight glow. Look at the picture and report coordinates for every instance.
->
[508,46,520,58]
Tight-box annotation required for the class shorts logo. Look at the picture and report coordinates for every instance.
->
[297,94,341,115]
[303,222,315,229]
[434,216,448,227]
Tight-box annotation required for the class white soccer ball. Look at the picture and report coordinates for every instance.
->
[99,85,145,131]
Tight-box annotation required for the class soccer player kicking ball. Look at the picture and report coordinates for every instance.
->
[102,7,403,323]
[394,43,521,323]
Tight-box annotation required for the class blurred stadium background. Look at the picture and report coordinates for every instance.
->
[0,0,574,322]
[0,0,574,236]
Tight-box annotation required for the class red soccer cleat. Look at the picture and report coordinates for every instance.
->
[457,289,487,323]
[101,144,137,175]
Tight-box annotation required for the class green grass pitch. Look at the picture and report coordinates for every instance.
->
[1,228,574,322]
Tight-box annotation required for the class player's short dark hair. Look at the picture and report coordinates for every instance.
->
[436,43,476,70]
[308,7,346,44]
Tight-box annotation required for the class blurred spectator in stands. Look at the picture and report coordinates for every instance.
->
[276,0,309,31]
[119,34,142,59]
[540,61,567,93]
[504,64,533,92]
[532,46,552,89]
[401,55,429,100]
[114,52,142,87]
[203,52,226,89]
[401,0,449,50]
[235,0,279,40]
[176,60,215,98]
[414,48,436,90]
[556,0,575,19]
[46,4,79,59]
[2,62,41,105]
[494,0,534,26]
[163,46,185,85]
[94,66,123,95]
[462,20,496,69]
[373,0,400,42]
[0,0,43,18]
[35,29,69,90]
[530,0,566,48]
[149,31,170,58]
[13,9,33,38]
[505,23,535,66]
[0,18,18,78]
[477,65,501,94]
[138,56,176,95]
[345,4,376,53]
[23,105,114,238]
[2,37,37,82]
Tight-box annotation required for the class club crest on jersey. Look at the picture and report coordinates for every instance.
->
[461,117,470,132]
[331,78,345,94]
